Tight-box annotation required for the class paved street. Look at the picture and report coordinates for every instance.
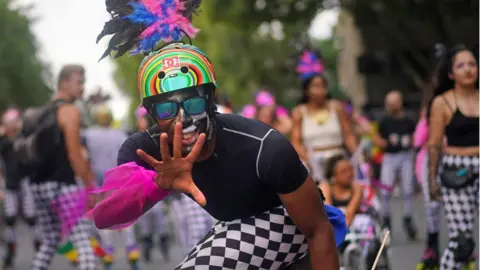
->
[5,196,479,270]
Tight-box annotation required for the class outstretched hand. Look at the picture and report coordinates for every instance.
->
[136,122,207,206]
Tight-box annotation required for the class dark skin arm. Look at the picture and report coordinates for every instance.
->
[279,177,339,270]
[333,101,357,153]
[291,106,308,161]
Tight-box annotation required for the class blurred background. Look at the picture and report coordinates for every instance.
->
[1,0,477,128]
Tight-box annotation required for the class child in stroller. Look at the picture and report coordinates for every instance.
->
[320,155,391,270]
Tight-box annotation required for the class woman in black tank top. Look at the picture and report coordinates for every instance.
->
[319,155,363,227]
[427,44,479,270]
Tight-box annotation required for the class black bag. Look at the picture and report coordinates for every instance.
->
[13,100,68,175]
[440,167,477,189]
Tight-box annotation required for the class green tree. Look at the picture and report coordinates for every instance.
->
[0,0,51,111]
[112,0,326,117]
[339,0,478,90]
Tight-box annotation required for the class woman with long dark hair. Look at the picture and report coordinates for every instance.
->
[291,51,357,183]
[427,44,478,270]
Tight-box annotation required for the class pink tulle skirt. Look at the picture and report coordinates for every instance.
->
[85,162,171,230]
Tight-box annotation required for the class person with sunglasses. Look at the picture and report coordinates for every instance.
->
[87,1,348,269]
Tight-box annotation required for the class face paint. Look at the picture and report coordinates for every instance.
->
[146,86,215,154]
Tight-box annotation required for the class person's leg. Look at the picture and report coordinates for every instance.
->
[379,153,398,229]
[120,225,140,266]
[400,151,417,240]
[20,178,42,251]
[174,206,308,269]
[2,188,19,267]
[170,196,189,255]
[138,207,154,262]
[419,157,441,268]
[31,182,62,270]
[181,195,213,252]
[439,155,478,270]
[153,201,171,261]
[58,184,97,270]
[98,229,115,265]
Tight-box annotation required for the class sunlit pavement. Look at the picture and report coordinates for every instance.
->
[7,196,479,270]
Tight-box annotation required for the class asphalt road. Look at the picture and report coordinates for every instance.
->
[5,196,479,270]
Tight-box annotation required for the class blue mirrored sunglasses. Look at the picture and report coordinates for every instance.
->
[152,97,207,120]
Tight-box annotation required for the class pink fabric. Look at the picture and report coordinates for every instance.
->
[276,106,288,118]
[85,162,171,230]
[414,118,428,183]
[135,107,148,118]
[2,108,20,124]
[241,104,257,118]
[256,91,276,106]
[52,189,88,240]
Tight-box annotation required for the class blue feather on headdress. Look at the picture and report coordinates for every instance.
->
[125,0,199,55]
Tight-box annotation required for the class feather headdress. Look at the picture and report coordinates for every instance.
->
[296,50,324,81]
[97,0,202,60]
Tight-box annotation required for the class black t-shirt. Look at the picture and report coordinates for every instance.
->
[0,136,24,190]
[117,114,309,221]
[378,115,415,153]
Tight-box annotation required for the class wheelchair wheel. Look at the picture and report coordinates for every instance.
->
[366,239,391,270]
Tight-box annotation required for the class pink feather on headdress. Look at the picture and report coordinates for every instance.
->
[296,51,324,81]
[256,90,276,106]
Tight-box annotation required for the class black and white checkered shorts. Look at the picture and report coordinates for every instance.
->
[439,154,479,269]
[174,205,308,270]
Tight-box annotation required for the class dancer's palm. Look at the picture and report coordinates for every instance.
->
[136,122,207,206]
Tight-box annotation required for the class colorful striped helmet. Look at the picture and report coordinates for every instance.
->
[137,43,217,100]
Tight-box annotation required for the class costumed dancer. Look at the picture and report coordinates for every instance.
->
[83,105,140,270]
[134,106,172,262]
[0,108,41,268]
[427,44,478,270]
[415,108,442,270]
[291,50,357,183]
[87,0,348,269]
[372,90,418,239]
[240,90,291,135]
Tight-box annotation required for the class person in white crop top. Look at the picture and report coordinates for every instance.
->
[291,58,357,183]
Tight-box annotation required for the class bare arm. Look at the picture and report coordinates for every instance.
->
[334,101,357,153]
[57,104,95,188]
[291,106,308,161]
[275,115,293,135]
[427,97,447,199]
[319,182,332,205]
[345,183,364,227]
[279,178,339,270]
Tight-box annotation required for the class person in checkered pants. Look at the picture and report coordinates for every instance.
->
[427,44,479,270]
[28,65,98,270]
[0,108,42,268]
[88,2,349,269]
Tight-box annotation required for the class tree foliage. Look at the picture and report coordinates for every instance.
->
[112,0,337,118]
[0,0,51,111]
[339,0,478,92]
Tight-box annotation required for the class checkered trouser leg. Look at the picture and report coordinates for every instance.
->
[174,205,308,270]
[171,194,214,255]
[31,182,97,270]
[439,155,479,270]
[20,178,36,219]
[3,178,38,243]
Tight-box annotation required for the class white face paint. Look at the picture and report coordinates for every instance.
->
[150,86,215,154]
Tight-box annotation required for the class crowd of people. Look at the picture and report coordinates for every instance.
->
[0,1,478,269]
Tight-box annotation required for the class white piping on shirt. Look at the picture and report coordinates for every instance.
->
[223,127,275,178]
